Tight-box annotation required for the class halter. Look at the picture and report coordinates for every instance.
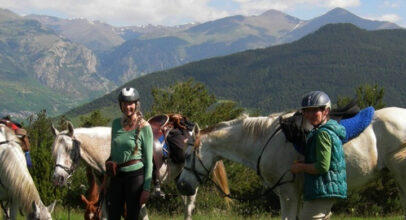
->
[55,136,81,177]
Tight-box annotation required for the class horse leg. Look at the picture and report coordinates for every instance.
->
[101,199,108,220]
[8,201,17,220]
[139,204,149,220]
[276,184,301,220]
[386,156,406,218]
[1,203,10,220]
[182,189,198,220]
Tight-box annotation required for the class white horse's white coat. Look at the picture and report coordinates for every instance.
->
[51,122,199,220]
[0,124,55,220]
[177,107,406,219]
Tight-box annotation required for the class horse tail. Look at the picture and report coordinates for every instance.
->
[211,160,232,206]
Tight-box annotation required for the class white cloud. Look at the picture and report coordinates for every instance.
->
[324,0,360,8]
[0,0,230,26]
[231,0,360,16]
[379,14,401,23]
[383,1,400,8]
[0,0,372,26]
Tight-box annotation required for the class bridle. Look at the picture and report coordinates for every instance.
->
[181,125,295,201]
[182,137,212,184]
[55,136,81,177]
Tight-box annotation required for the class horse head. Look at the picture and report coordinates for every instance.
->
[177,123,218,196]
[81,194,101,220]
[27,201,56,220]
[51,121,81,186]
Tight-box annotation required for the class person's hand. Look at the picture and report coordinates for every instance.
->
[139,190,150,205]
[291,161,304,174]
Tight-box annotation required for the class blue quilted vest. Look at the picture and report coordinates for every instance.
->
[304,119,347,201]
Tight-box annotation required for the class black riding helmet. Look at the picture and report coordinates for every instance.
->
[301,91,331,109]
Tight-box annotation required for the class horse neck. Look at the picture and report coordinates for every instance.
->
[86,168,100,201]
[74,127,111,173]
[202,116,278,170]
[0,143,42,213]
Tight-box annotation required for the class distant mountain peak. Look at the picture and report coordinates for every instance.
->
[328,7,352,15]
[0,8,21,22]
[259,9,286,17]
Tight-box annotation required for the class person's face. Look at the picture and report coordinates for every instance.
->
[120,101,136,117]
[303,107,329,126]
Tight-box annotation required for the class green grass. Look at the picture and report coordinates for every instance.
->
[10,206,404,220]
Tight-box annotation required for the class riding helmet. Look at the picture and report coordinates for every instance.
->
[301,91,331,109]
[118,87,139,103]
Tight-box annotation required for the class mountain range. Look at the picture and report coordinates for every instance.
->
[0,7,402,118]
[65,23,406,119]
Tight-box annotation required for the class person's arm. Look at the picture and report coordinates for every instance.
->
[141,125,153,191]
[291,131,332,175]
[314,131,332,174]
[140,124,153,205]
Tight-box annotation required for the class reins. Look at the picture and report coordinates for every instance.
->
[0,140,9,145]
[256,120,282,177]
[183,119,296,202]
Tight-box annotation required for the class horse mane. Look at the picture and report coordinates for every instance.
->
[0,124,41,213]
[201,114,282,141]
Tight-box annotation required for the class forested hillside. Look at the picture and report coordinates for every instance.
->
[66,23,406,117]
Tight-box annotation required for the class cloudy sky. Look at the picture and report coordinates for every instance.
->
[1,0,404,27]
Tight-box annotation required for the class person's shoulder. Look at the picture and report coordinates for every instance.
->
[111,118,122,127]
[139,119,150,129]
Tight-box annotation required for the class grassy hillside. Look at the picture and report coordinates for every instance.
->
[65,23,406,117]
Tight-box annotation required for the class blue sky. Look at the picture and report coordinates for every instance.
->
[0,0,404,27]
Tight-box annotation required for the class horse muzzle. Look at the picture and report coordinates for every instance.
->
[52,172,68,187]
[176,180,196,196]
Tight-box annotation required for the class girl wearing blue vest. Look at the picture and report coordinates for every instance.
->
[291,91,347,220]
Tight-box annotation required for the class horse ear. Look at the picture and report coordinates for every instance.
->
[51,124,59,136]
[81,194,89,204]
[47,200,56,213]
[67,121,74,137]
[193,123,200,137]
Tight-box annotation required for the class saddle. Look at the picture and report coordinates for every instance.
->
[280,99,374,155]
[0,118,30,152]
[148,114,195,161]
[0,118,32,167]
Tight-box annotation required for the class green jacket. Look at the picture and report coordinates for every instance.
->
[304,119,347,201]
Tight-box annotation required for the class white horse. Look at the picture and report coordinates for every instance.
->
[50,122,229,220]
[177,107,406,219]
[0,124,55,220]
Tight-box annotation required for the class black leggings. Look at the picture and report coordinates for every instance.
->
[107,169,144,220]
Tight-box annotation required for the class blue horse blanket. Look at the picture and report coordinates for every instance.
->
[339,106,375,143]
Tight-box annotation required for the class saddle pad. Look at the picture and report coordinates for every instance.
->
[339,106,375,143]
